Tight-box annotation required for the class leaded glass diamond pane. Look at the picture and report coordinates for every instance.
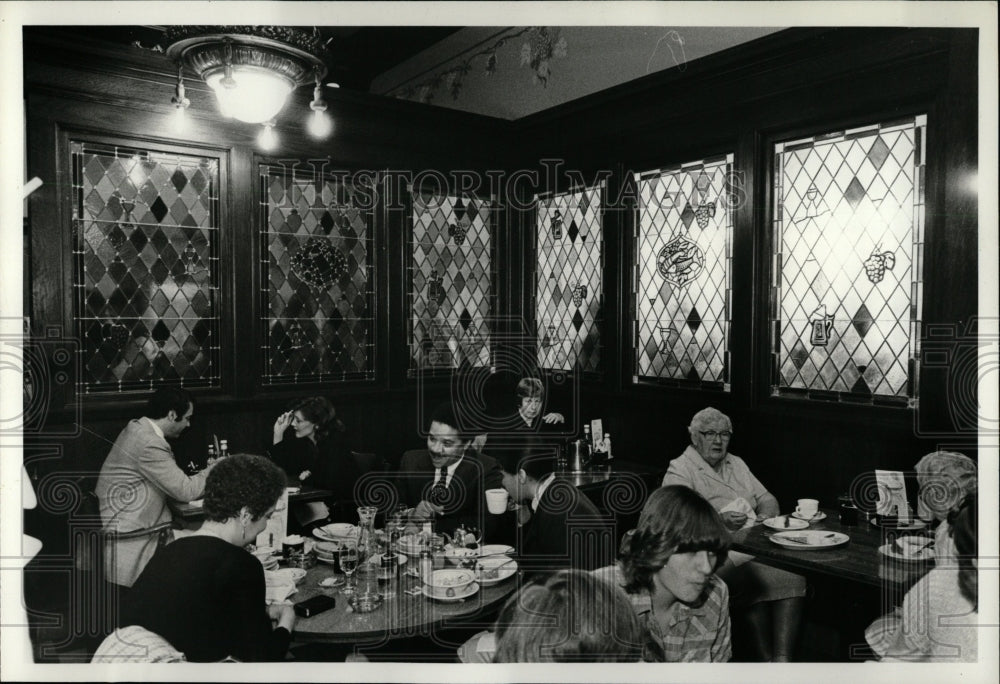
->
[536,185,604,372]
[261,165,375,383]
[409,190,494,371]
[633,155,733,388]
[71,141,221,392]
[771,116,926,405]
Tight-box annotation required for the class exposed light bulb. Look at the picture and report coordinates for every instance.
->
[308,109,333,138]
[258,123,278,150]
[172,106,188,133]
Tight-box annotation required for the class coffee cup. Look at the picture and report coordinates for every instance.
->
[796,499,819,518]
[282,534,305,559]
[486,488,509,514]
[838,494,859,525]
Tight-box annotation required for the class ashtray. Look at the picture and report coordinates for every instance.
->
[347,593,384,613]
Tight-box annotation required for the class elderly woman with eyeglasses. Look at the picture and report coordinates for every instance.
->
[662,407,806,662]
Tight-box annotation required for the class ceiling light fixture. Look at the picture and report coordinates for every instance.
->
[164,26,332,145]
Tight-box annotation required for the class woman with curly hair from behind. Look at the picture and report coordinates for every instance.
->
[112,454,295,662]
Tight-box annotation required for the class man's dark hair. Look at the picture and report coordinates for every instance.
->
[146,387,193,420]
[500,450,555,482]
[427,402,470,439]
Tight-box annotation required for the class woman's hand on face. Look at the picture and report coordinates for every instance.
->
[298,470,311,482]
[542,412,565,424]
[720,511,748,530]
[273,412,293,443]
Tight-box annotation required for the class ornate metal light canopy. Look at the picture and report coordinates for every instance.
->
[164,26,333,145]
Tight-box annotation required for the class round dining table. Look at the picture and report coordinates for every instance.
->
[289,561,519,644]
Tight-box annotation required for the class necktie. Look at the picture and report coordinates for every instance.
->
[430,468,448,505]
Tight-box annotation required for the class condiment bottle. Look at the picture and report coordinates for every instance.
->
[604,433,613,462]
[419,550,433,585]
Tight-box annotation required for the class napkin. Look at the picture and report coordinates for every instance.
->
[264,572,298,604]
[719,497,756,529]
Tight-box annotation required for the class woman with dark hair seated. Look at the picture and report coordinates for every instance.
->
[492,569,645,662]
[269,396,360,523]
[117,454,295,662]
[869,495,978,662]
[593,485,733,662]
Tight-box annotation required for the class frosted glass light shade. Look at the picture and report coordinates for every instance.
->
[206,68,294,124]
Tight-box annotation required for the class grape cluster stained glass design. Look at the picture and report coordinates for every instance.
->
[633,155,733,388]
[71,141,221,392]
[536,185,604,372]
[410,190,494,371]
[261,165,374,383]
[771,115,926,404]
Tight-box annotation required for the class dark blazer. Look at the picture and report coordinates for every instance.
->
[394,448,503,537]
[267,435,361,523]
[518,478,614,577]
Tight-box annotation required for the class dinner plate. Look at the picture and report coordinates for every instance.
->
[476,557,517,585]
[313,523,359,542]
[266,568,306,585]
[422,581,480,602]
[315,554,338,565]
[791,511,827,521]
[878,543,933,562]
[768,530,849,549]
[479,544,515,557]
[763,516,809,530]
[870,517,928,531]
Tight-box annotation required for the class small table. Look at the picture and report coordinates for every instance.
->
[555,459,663,488]
[290,563,518,644]
[729,509,933,590]
[171,486,334,522]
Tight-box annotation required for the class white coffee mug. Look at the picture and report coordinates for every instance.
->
[485,488,509,514]
[796,498,819,518]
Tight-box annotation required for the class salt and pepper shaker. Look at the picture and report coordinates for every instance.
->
[604,433,613,462]
[219,439,229,459]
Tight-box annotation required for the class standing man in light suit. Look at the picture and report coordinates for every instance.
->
[96,387,215,589]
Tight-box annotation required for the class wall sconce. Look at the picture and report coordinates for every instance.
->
[164,26,332,145]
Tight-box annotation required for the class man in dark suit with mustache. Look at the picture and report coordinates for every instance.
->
[395,402,504,539]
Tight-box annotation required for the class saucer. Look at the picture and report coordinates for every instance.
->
[791,511,827,521]
[763,516,809,530]
[422,581,480,602]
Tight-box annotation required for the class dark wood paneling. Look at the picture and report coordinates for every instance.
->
[509,27,979,507]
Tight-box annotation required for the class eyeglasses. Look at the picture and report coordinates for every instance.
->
[699,430,732,441]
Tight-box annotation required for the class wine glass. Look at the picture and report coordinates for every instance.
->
[339,544,359,594]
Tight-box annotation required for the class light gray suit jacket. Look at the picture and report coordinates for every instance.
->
[95,418,209,587]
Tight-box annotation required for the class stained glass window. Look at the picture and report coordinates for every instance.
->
[535,185,604,372]
[261,165,374,383]
[771,115,926,405]
[633,155,733,388]
[409,189,494,371]
[71,141,221,392]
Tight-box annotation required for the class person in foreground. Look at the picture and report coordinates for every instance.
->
[593,485,733,662]
[109,454,295,662]
[663,407,805,661]
[395,402,503,536]
[268,396,360,524]
[492,570,646,662]
[864,449,978,656]
[499,451,613,575]
[869,495,978,661]
[96,387,215,589]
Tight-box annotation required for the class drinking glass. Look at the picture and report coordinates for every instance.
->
[454,524,483,550]
[339,544,359,594]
